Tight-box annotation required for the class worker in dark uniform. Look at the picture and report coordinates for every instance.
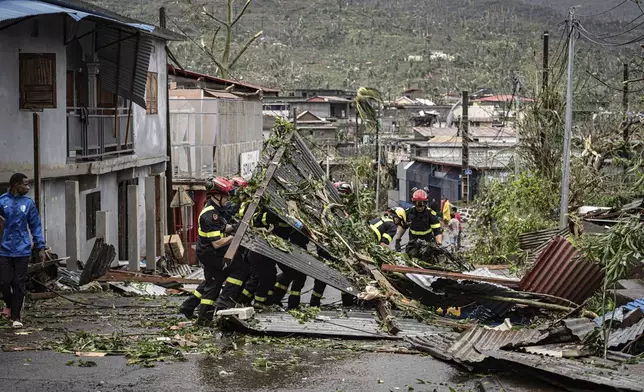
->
[194,176,250,325]
[395,189,443,256]
[244,208,294,307]
[369,207,406,247]
[229,176,250,220]
[310,181,353,308]
[270,219,310,309]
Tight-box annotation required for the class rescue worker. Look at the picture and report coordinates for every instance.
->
[310,181,354,307]
[395,189,443,256]
[244,208,294,308]
[369,207,406,247]
[179,176,238,319]
[229,176,250,221]
[0,173,46,329]
[194,176,249,325]
[269,218,310,309]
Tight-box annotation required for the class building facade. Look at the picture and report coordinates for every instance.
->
[0,0,183,267]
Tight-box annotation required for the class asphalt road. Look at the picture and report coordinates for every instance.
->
[0,350,559,392]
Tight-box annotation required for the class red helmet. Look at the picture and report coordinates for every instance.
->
[333,181,353,195]
[205,176,233,195]
[230,176,248,189]
[412,189,428,202]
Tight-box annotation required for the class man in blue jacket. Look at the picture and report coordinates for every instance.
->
[0,173,46,328]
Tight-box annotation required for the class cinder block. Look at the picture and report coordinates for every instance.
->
[216,307,255,320]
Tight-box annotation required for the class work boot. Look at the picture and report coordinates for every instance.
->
[197,306,217,326]
[287,294,301,310]
[178,305,195,319]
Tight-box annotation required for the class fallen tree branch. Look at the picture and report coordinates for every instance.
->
[479,295,598,318]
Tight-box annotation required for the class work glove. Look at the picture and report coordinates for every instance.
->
[395,239,402,252]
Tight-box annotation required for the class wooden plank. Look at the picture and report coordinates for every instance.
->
[223,137,292,264]
[98,272,202,285]
[380,264,520,288]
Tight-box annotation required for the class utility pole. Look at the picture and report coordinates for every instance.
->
[375,120,381,213]
[326,143,330,179]
[514,75,521,176]
[559,9,576,229]
[461,91,470,203]
[542,31,549,93]
[623,63,630,143]
[160,6,174,232]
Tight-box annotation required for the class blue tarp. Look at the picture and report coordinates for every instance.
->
[0,0,154,32]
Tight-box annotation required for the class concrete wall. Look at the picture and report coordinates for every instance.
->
[133,40,168,160]
[292,102,331,119]
[0,16,68,172]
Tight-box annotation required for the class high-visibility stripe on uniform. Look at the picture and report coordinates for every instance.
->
[192,290,202,298]
[254,295,266,303]
[312,291,323,298]
[268,290,274,296]
[226,277,243,286]
[261,213,268,226]
[410,228,433,236]
[236,202,249,219]
[288,290,300,296]
[200,299,216,306]
[370,218,393,243]
[242,289,252,298]
[197,205,224,238]
[275,282,288,290]
[431,223,442,229]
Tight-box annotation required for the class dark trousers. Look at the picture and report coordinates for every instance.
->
[271,266,306,309]
[197,250,249,322]
[247,250,276,305]
[215,250,250,310]
[0,256,29,321]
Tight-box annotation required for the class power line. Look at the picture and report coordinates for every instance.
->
[577,0,628,18]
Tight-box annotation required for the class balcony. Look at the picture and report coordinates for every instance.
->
[66,107,134,161]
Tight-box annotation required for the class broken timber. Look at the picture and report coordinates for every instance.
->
[381,264,520,289]
[223,135,291,264]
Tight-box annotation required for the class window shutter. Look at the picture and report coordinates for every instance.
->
[146,72,158,114]
[20,53,56,109]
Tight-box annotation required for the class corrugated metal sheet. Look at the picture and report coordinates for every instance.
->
[226,310,445,339]
[519,227,569,251]
[405,274,515,321]
[241,232,357,295]
[98,27,154,109]
[405,332,459,361]
[562,318,597,341]
[479,349,644,391]
[522,343,589,358]
[624,298,644,313]
[447,326,548,363]
[519,237,604,305]
[608,317,644,349]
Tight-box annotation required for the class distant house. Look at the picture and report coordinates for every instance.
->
[295,111,338,146]
[452,105,502,126]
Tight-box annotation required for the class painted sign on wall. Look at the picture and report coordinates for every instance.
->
[240,150,260,179]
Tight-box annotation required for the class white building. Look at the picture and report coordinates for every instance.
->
[0,0,183,267]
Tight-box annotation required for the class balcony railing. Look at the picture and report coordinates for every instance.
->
[67,107,134,161]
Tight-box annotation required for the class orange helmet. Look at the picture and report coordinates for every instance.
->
[333,181,353,195]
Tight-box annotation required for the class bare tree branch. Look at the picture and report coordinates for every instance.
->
[201,6,226,26]
[229,31,263,69]
[232,0,253,27]
[169,16,227,76]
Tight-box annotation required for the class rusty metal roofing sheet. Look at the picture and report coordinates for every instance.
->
[447,326,549,363]
[479,349,644,391]
[241,231,358,296]
[562,318,597,342]
[225,310,447,339]
[519,237,604,305]
[608,317,644,349]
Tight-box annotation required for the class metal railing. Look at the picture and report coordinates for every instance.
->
[66,107,134,161]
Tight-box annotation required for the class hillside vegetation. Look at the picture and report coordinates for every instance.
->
[92,0,643,104]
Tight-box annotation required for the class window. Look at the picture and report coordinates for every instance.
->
[20,53,56,109]
[86,191,101,240]
[146,72,158,114]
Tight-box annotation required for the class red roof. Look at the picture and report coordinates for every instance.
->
[477,95,534,103]
[167,64,279,93]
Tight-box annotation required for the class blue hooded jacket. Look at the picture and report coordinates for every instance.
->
[0,192,45,257]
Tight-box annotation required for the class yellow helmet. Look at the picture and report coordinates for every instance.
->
[392,207,406,225]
